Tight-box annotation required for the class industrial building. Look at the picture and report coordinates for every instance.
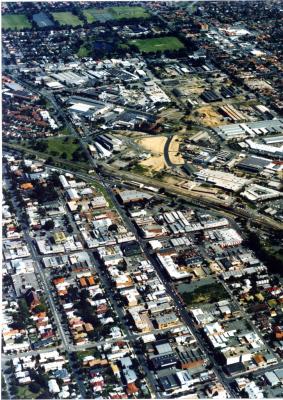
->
[245,139,283,159]
[215,119,283,140]
[236,155,271,173]
[195,168,249,192]
[201,90,222,103]
[219,104,246,122]
[51,71,88,86]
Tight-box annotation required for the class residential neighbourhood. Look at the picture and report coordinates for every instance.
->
[1,1,283,399]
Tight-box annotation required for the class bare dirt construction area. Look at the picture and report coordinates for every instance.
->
[168,135,184,165]
[189,105,225,127]
[137,136,167,172]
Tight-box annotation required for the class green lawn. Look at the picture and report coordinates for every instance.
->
[129,36,184,53]
[52,12,83,27]
[25,137,81,160]
[76,348,100,361]
[2,14,31,30]
[83,9,97,23]
[77,45,91,58]
[16,386,40,399]
[45,137,80,160]
[110,6,150,19]
[58,127,71,136]
[4,141,89,172]
[130,164,150,174]
[83,6,149,23]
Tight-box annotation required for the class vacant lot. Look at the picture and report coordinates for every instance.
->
[140,155,165,172]
[83,6,149,23]
[52,12,83,27]
[138,136,167,172]
[168,135,184,165]
[138,136,166,154]
[178,282,228,306]
[2,14,31,30]
[190,105,225,127]
[129,36,184,53]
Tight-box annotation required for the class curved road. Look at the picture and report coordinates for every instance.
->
[164,123,214,168]
[164,135,174,167]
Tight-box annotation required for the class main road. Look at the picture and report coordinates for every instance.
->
[100,180,237,398]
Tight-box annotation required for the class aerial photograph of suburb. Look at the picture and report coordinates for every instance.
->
[1,1,283,399]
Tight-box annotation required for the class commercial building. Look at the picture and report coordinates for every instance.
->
[195,169,249,192]
[117,190,153,204]
[241,184,282,202]
[155,312,180,330]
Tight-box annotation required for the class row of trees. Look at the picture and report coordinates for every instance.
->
[244,231,283,276]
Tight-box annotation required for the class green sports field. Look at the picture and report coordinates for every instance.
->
[51,12,83,27]
[2,14,31,30]
[129,36,185,53]
[83,6,149,23]
[110,6,150,19]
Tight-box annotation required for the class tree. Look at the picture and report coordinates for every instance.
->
[108,224,118,232]
[29,382,41,393]
[67,225,73,233]
[11,321,26,330]
[33,303,47,313]
[46,157,54,165]
[43,220,55,230]
[72,148,85,162]
[38,207,47,217]
[61,152,67,159]
[18,298,30,322]
[29,370,48,388]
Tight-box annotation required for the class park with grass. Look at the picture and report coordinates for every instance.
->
[83,5,149,23]
[45,136,80,159]
[22,136,86,163]
[51,11,83,27]
[2,14,31,30]
[128,36,185,53]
